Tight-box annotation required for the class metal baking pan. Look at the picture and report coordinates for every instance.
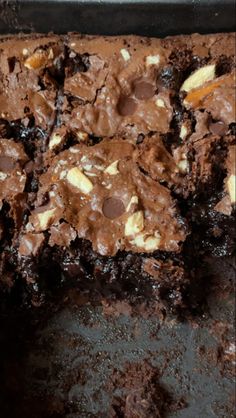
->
[0,0,235,36]
[0,1,235,417]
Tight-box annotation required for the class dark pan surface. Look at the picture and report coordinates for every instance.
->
[0,257,235,417]
[0,1,235,417]
[0,0,235,36]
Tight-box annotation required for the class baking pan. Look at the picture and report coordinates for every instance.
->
[0,1,235,417]
[0,0,235,36]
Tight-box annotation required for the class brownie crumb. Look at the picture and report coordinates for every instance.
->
[108,361,187,418]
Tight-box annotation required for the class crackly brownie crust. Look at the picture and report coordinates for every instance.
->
[0,34,64,130]
[0,32,235,312]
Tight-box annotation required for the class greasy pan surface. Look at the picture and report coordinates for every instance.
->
[0,1,235,417]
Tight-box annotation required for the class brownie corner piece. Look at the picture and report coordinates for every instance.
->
[0,34,64,135]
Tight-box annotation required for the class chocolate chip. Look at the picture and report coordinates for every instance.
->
[0,156,15,172]
[117,97,137,116]
[102,197,125,219]
[133,81,155,100]
[209,121,228,136]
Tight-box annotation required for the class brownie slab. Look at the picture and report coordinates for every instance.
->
[0,31,235,313]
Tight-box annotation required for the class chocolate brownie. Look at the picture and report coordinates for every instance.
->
[0,32,235,313]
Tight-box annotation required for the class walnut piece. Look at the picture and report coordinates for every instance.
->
[24,49,52,70]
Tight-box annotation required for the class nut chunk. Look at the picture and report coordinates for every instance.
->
[0,138,28,209]
[26,138,187,256]
[215,145,236,215]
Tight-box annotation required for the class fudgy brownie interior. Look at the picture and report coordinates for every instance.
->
[0,32,235,313]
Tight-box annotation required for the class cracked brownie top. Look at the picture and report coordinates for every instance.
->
[0,32,235,308]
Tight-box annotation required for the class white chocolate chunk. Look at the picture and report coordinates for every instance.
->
[227,174,236,203]
[126,195,139,212]
[22,48,29,56]
[120,48,131,61]
[66,167,93,194]
[146,55,160,66]
[37,208,56,230]
[131,233,161,251]
[70,147,80,154]
[85,172,97,177]
[156,98,166,108]
[178,159,188,173]
[83,164,93,171]
[94,164,105,171]
[0,172,8,181]
[49,132,63,150]
[104,160,119,175]
[59,170,67,180]
[180,64,216,92]
[125,211,144,236]
[76,131,88,141]
[179,124,188,140]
